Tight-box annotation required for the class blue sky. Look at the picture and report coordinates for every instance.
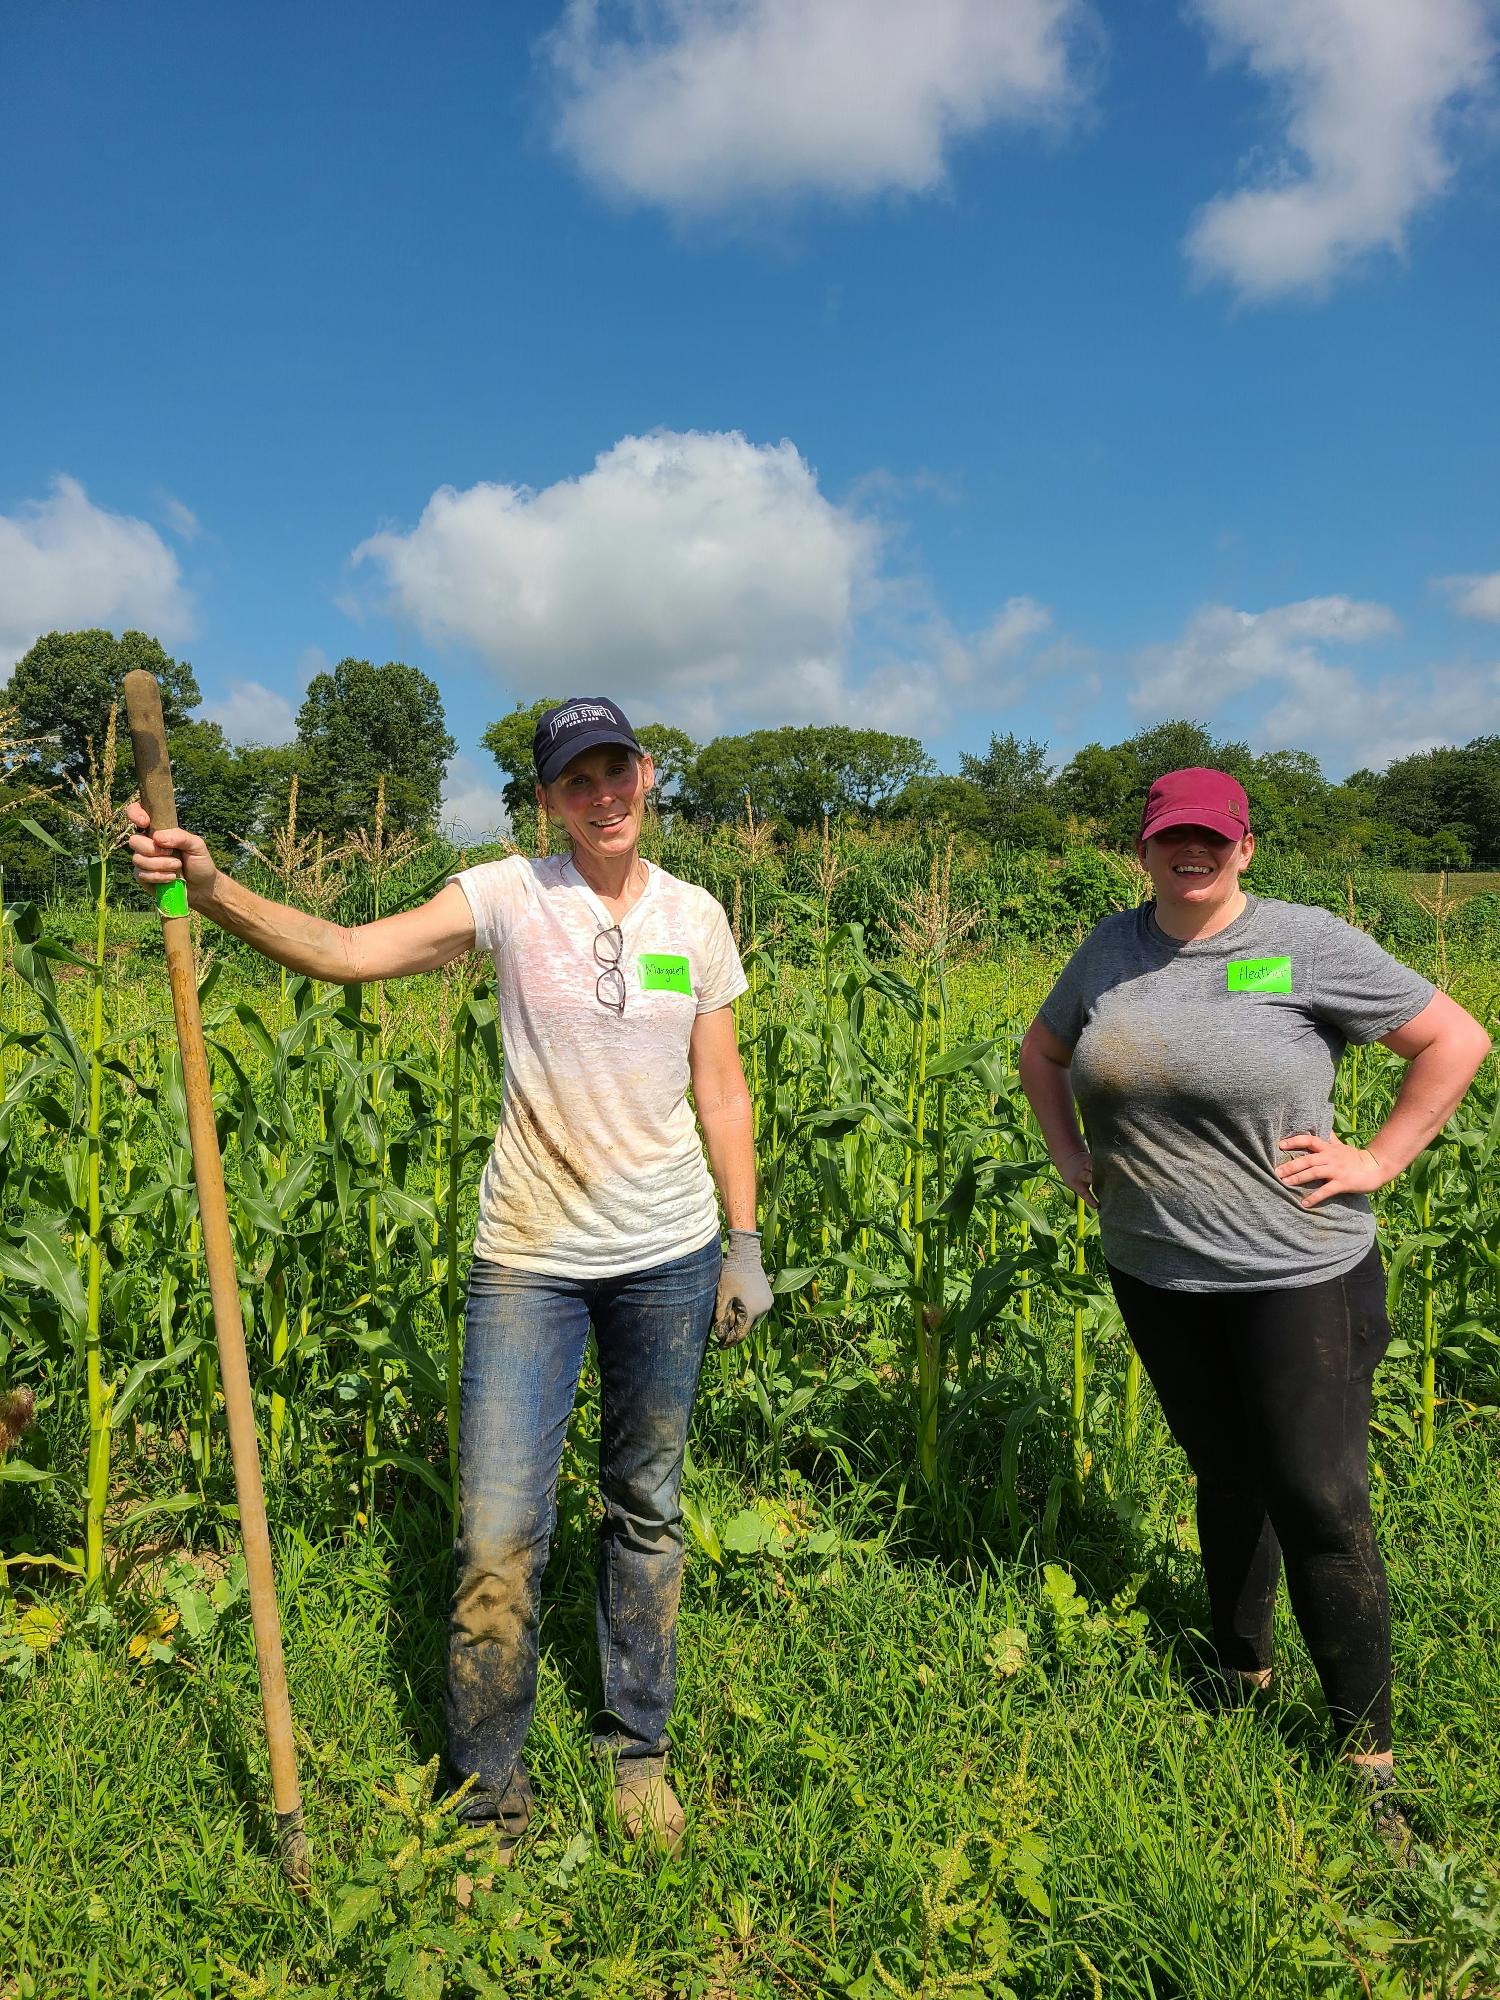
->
[3,0,1498,834]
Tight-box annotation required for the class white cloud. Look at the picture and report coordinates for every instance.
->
[956,596,1052,682]
[200,679,299,747]
[855,660,963,734]
[1438,570,1500,621]
[1185,0,1496,301]
[159,494,202,541]
[859,595,1051,729]
[354,429,1050,742]
[1132,595,1398,716]
[1131,593,1500,774]
[1260,661,1500,773]
[545,0,1093,217]
[0,476,193,675]
[354,429,880,739]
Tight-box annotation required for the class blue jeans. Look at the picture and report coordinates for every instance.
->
[445,1236,720,1825]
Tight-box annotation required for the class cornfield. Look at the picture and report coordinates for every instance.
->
[1,831,1498,1601]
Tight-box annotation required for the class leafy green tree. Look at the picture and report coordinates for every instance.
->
[1243,748,1332,850]
[1350,754,1438,842]
[1425,826,1473,869]
[1358,737,1500,864]
[887,773,991,836]
[677,733,770,823]
[1459,737,1500,862]
[234,743,306,846]
[9,629,200,787]
[679,725,932,828]
[480,698,559,826]
[958,731,1051,802]
[296,658,455,837]
[1005,800,1068,852]
[1053,742,1140,840]
[838,730,934,815]
[957,732,1054,841]
[1124,719,1247,785]
[1453,741,1500,864]
[636,723,698,804]
[164,720,263,864]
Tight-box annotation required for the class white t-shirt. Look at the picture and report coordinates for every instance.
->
[452,854,748,1277]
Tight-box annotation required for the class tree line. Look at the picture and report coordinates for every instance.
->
[0,631,453,891]
[3,631,1496,895]
[485,698,1500,869]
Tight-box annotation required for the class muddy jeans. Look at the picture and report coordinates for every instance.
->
[445,1237,720,1825]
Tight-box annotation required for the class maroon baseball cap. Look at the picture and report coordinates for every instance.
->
[1139,767,1250,843]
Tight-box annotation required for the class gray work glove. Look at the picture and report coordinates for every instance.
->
[714,1229,775,1347]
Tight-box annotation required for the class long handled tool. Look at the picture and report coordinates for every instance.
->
[123,669,310,1891]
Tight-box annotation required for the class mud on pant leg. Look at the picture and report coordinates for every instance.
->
[1108,1264,1282,1676]
[588,1237,720,1760]
[446,1259,592,1824]
[1232,1247,1393,1754]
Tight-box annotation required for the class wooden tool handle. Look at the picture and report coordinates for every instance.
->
[123,671,193,921]
[123,670,179,830]
[122,671,310,1890]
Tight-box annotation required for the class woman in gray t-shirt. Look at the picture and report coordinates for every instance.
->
[1019,766,1489,1855]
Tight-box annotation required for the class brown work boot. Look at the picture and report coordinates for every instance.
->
[612,1754,686,1854]
[454,1765,533,1906]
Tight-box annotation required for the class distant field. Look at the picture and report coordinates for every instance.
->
[1398,871,1500,904]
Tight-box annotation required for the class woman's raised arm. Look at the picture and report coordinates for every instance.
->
[126,803,477,982]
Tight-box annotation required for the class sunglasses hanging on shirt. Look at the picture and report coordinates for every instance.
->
[593,922,626,1016]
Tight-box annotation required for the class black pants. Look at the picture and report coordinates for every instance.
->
[1107,1244,1392,1754]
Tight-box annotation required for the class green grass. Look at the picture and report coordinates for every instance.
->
[3,1403,1498,1999]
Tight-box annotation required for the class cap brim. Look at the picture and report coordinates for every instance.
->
[536,728,642,786]
[1140,805,1248,843]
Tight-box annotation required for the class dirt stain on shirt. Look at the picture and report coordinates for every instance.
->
[506,1079,589,1196]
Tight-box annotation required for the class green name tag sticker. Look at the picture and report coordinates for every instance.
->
[155,880,190,918]
[1227,955,1292,994]
[638,952,693,996]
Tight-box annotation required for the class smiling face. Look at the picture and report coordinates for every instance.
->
[538,743,656,863]
[1138,821,1255,916]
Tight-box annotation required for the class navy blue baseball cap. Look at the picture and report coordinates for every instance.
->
[532,696,642,786]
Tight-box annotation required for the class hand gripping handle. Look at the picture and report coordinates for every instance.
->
[123,670,190,918]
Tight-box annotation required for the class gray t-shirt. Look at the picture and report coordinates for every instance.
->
[1038,896,1435,1292]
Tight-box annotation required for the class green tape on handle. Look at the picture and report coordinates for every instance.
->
[156,880,190,919]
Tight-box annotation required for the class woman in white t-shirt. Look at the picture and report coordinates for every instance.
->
[127,695,772,1865]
